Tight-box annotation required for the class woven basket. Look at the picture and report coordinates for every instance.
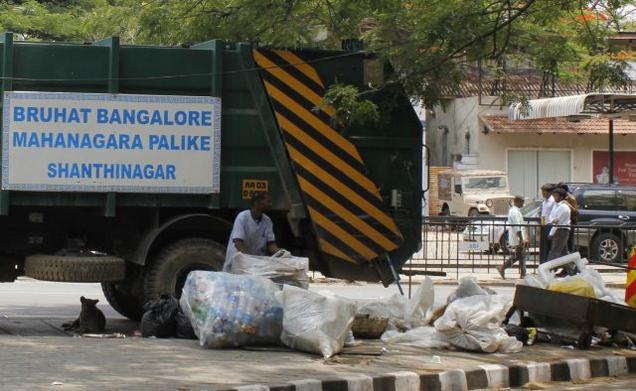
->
[351,314,389,339]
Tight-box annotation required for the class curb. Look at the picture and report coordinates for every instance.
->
[429,280,627,289]
[221,354,636,391]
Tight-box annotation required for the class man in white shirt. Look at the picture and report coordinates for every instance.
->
[223,192,279,272]
[547,188,571,262]
[497,196,528,279]
[539,183,556,264]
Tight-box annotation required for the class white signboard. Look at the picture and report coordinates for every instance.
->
[459,241,489,252]
[2,91,221,193]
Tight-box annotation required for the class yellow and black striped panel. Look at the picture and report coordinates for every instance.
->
[253,49,403,264]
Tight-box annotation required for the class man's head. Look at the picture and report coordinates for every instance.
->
[556,182,569,194]
[251,192,272,213]
[541,183,556,198]
[552,188,567,202]
[513,195,525,208]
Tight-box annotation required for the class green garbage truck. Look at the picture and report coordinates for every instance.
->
[0,32,422,319]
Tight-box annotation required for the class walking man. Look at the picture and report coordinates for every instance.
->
[497,196,528,280]
[539,183,556,263]
[547,188,571,261]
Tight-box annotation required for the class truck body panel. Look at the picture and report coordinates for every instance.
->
[0,34,422,285]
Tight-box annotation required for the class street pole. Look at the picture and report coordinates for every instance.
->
[609,118,615,184]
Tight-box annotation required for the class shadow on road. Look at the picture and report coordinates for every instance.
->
[0,315,138,336]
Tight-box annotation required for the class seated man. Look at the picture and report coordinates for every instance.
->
[222,192,279,272]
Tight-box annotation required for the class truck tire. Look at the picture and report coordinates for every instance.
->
[144,238,225,301]
[24,254,125,282]
[101,264,144,320]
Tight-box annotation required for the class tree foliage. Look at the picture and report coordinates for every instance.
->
[0,0,632,107]
[0,0,94,40]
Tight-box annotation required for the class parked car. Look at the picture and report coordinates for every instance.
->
[462,200,542,253]
[438,169,514,217]
[573,184,636,263]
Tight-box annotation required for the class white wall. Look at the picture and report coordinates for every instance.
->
[426,96,507,166]
[478,132,636,182]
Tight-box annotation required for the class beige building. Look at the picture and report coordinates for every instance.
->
[426,96,636,202]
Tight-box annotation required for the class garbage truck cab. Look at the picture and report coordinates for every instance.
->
[0,33,423,319]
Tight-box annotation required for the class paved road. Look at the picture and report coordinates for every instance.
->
[0,278,517,318]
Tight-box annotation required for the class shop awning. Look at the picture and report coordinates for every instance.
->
[508,93,636,121]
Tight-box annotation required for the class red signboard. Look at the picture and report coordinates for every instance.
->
[593,151,636,185]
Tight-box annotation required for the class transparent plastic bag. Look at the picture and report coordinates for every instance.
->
[381,326,450,349]
[446,277,495,304]
[179,271,283,348]
[230,251,309,289]
[434,295,522,353]
[279,285,356,358]
[356,278,434,331]
[529,252,623,304]
[548,278,597,298]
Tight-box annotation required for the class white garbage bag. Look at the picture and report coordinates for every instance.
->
[524,252,624,304]
[356,278,434,331]
[279,285,356,358]
[434,295,522,353]
[446,277,495,304]
[230,250,309,289]
[381,326,451,349]
[179,271,283,348]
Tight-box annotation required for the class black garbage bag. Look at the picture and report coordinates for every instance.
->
[141,294,179,338]
[504,324,538,346]
[175,306,197,340]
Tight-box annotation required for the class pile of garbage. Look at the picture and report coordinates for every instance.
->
[524,252,623,304]
[379,277,522,353]
[177,270,355,358]
[140,251,634,357]
[515,252,635,349]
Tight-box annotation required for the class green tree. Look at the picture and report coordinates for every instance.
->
[2,1,630,107]
[0,0,96,41]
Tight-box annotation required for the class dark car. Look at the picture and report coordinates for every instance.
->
[572,184,636,263]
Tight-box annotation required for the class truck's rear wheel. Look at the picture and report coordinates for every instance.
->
[101,264,144,320]
[144,238,225,301]
[24,254,125,282]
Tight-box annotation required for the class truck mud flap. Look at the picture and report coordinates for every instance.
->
[253,49,403,267]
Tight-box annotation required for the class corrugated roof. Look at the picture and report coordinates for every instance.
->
[481,115,636,134]
[508,93,636,120]
[440,72,636,99]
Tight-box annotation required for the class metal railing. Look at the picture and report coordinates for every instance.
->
[406,216,636,278]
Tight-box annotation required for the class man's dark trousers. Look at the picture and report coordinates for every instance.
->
[548,228,569,261]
